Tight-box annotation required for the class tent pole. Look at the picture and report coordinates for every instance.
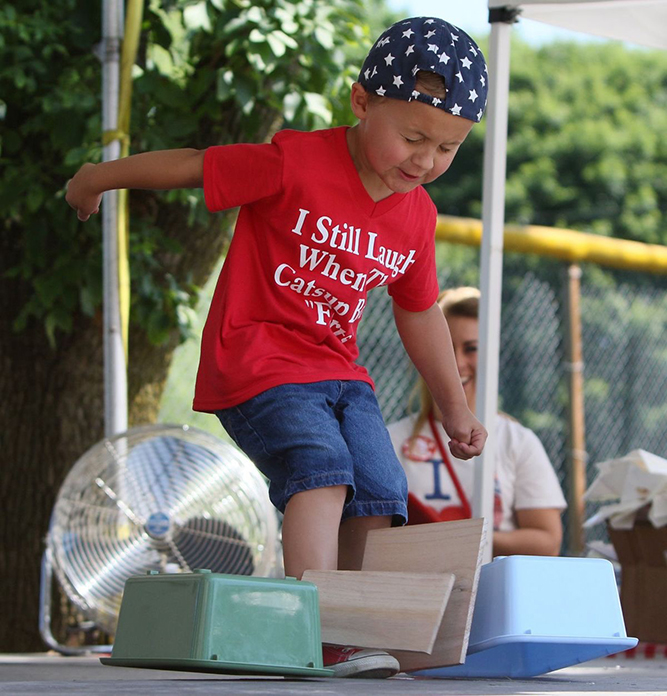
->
[474,12,514,563]
[101,0,127,438]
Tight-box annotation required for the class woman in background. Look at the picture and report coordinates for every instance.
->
[387,287,566,556]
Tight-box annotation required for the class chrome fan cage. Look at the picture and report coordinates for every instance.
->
[44,424,280,638]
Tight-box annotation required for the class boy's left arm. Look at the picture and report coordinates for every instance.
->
[392,301,487,460]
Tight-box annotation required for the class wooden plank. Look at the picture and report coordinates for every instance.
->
[361,518,486,670]
[302,570,454,654]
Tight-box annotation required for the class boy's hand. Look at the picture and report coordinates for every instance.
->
[66,163,102,221]
[441,409,487,460]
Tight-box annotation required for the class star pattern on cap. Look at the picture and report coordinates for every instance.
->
[358,17,489,122]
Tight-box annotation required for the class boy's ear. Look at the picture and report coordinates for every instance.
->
[350,82,371,120]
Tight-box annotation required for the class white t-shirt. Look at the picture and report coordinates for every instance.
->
[387,413,567,531]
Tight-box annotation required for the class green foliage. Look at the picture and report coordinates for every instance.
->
[1,0,368,346]
[428,38,667,247]
[137,0,368,144]
[159,258,230,434]
[130,222,200,344]
[1,2,103,345]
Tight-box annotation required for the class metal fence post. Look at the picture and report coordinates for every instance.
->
[564,264,587,555]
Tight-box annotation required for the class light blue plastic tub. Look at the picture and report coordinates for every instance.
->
[414,555,637,679]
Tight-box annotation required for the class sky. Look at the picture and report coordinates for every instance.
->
[386,0,596,45]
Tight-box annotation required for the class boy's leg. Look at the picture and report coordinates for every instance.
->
[324,514,401,679]
[282,485,348,580]
[216,382,400,678]
[338,514,392,571]
[215,382,358,578]
[284,492,398,679]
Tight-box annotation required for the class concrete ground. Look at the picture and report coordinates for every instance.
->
[0,653,665,695]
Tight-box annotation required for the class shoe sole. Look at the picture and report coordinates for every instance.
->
[329,656,400,679]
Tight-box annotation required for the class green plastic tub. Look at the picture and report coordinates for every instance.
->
[101,569,333,677]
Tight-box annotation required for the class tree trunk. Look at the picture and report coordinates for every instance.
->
[0,298,105,651]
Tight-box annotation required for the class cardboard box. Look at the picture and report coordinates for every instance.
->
[607,522,667,643]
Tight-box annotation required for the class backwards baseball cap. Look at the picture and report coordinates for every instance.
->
[358,17,488,123]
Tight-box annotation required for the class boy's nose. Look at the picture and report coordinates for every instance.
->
[411,148,435,172]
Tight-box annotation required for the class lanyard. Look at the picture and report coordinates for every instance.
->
[427,413,472,519]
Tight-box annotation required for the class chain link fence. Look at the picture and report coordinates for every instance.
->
[357,245,667,555]
[161,241,667,555]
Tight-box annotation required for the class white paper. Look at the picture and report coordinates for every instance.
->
[584,449,667,529]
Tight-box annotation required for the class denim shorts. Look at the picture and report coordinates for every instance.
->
[215,380,407,524]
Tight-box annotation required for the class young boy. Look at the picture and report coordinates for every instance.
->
[67,17,488,678]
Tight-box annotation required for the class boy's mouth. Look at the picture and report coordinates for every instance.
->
[398,169,421,182]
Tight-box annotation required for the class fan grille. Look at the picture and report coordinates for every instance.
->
[48,425,279,632]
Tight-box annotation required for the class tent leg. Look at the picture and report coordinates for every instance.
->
[475,17,514,563]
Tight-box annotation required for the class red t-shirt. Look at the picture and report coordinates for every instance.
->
[193,126,439,411]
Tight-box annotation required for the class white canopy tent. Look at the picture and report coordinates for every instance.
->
[497,0,667,50]
[475,0,667,560]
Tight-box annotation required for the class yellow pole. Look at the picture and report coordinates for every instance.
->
[115,0,145,360]
[436,215,667,275]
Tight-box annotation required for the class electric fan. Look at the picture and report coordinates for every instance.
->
[40,424,281,652]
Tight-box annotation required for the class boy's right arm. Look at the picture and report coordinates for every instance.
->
[66,148,206,221]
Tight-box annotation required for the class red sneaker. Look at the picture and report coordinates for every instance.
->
[322,643,400,678]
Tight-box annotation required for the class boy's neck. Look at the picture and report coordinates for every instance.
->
[345,126,396,203]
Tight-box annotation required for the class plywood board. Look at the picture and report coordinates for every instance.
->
[302,570,454,654]
[361,518,486,670]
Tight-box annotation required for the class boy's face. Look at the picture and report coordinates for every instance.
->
[349,83,475,200]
